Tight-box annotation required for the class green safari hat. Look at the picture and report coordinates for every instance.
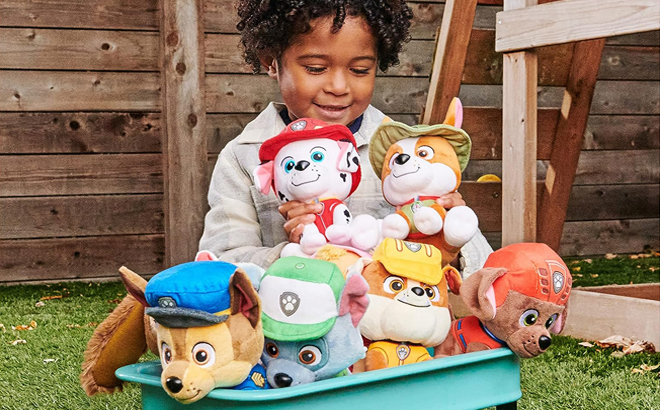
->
[258,257,346,342]
[369,121,472,180]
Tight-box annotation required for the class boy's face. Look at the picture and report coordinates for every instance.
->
[265,16,377,127]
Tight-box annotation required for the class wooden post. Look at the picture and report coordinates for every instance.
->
[501,0,538,246]
[421,0,477,124]
[537,39,605,251]
[160,0,208,266]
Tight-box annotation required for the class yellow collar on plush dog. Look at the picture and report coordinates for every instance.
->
[214,308,232,317]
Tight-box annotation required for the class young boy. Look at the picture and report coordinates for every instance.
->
[199,0,492,276]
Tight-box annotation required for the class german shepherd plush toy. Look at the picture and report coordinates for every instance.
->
[368,98,479,268]
[120,260,267,403]
[434,242,572,358]
[253,118,379,257]
[359,238,462,370]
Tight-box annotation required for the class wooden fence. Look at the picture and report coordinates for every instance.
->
[1,0,658,284]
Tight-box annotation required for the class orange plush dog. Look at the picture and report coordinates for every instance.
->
[434,243,572,358]
[369,98,478,268]
[358,238,461,370]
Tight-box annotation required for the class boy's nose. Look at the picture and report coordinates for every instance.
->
[324,70,349,95]
[295,160,310,171]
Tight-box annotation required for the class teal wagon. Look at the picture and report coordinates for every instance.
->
[116,348,521,410]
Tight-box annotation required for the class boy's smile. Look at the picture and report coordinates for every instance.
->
[264,16,377,127]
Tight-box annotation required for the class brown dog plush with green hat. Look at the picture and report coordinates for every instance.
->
[368,98,479,269]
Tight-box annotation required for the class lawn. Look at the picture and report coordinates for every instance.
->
[1,253,658,410]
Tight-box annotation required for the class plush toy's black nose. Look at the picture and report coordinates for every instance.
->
[295,160,310,171]
[539,335,552,350]
[274,373,293,388]
[166,376,183,393]
[394,154,410,165]
[411,287,425,297]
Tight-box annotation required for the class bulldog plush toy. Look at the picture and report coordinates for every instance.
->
[369,98,479,268]
[258,256,369,387]
[434,242,572,358]
[359,238,462,370]
[254,118,379,257]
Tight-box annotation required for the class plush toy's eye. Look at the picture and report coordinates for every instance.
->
[284,159,295,173]
[545,313,559,329]
[519,309,540,327]
[416,145,435,160]
[192,342,216,367]
[299,345,322,365]
[311,151,325,162]
[266,342,279,358]
[383,276,405,294]
[161,342,173,365]
[424,285,440,302]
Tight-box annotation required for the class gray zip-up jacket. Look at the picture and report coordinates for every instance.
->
[199,102,493,276]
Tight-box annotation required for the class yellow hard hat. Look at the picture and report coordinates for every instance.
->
[371,238,444,285]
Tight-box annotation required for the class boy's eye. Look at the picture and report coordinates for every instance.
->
[351,68,371,75]
[305,66,326,74]
[311,151,324,162]
[284,160,295,173]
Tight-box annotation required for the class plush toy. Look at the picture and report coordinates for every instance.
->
[368,98,479,268]
[359,238,461,371]
[80,252,265,399]
[434,242,572,358]
[253,118,379,257]
[258,256,369,387]
[119,259,268,403]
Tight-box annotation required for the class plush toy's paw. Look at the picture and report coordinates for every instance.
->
[381,214,409,239]
[412,207,443,235]
[281,243,311,258]
[300,232,328,255]
[325,224,352,245]
[443,206,479,247]
[349,214,380,250]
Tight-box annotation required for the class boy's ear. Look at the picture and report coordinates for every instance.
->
[260,56,278,79]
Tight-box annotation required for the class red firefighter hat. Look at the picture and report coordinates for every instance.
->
[258,118,362,196]
[484,243,572,307]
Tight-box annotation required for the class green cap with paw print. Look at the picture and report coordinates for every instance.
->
[258,256,346,341]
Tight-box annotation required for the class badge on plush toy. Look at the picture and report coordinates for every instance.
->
[253,118,379,257]
[434,242,572,358]
[369,98,479,268]
[258,256,369,387]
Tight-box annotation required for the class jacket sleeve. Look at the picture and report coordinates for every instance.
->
[457,229,493,278]
[199,140,286,268]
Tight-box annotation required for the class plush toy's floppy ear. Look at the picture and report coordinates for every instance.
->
[549,307,568,334]
[460,267,508,321]
[195,250,219,261]
[119,266,149,308]
[443,97,463,129]
[230,268,261,328]
[253,162,274,195]
[337,141,360,173]
[338,271,370,328]
[442,265,463,295]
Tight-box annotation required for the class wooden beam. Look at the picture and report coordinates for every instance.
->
[160,0,208,266]
[501,0,538,246]
[421,0,478,124]
[496,0,660,52]
[537,39,605,251]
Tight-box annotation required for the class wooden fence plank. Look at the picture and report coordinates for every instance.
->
[559,218,660,256]
[584,115,659,150]
[0,71,160,112]
[0,235,164,283]
[0,112,161,154]
[0,28,159,71]
[0,154,163,197]
[160,0,208,266]
[0,195,164,239]
[538,39,605,250]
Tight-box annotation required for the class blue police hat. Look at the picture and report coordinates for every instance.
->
[144,261,239,328]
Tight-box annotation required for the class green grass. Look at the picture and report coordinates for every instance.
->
[1,254,659,409]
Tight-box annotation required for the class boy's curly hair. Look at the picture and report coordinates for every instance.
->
[236,0,413,73]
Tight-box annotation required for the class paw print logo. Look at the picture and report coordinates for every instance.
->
[553,271,565,294]
[279,291,300,317]
[290,120,307,131]
[158,296,177,308]
[403,241,422,253]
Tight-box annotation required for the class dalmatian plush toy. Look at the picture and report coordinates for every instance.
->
[253,118,379,257]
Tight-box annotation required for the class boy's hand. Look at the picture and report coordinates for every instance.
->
[278,201,322,244]
[436,192,466,209]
